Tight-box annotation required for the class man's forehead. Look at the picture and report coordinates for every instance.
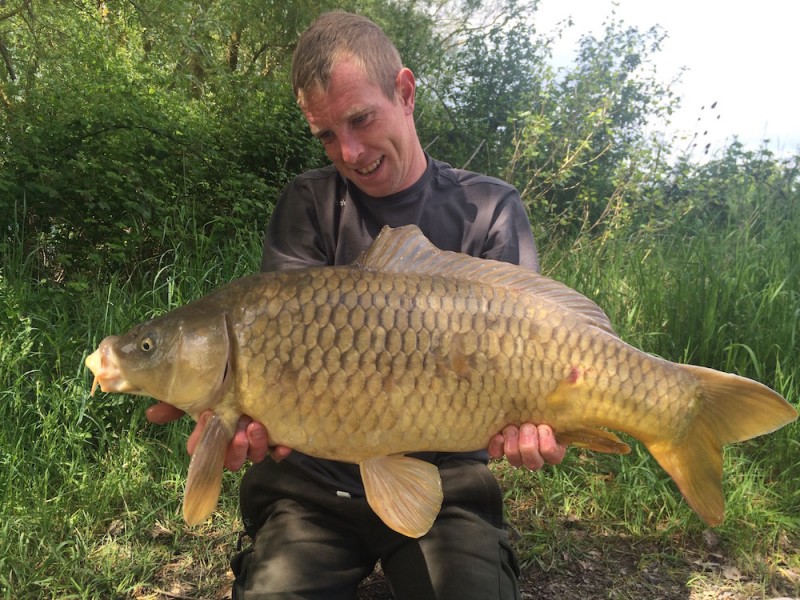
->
[299,62,387,132]
[297,55,366,103]
[301,56,395,103]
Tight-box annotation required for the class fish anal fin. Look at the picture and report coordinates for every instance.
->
[557,428,631,454]
[183,413,235,526]
[546,370,631,454]
[360,455,443,538]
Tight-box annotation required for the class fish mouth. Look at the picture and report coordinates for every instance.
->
[85,337,139,395]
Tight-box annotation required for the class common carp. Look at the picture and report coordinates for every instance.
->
[85,225,797,537]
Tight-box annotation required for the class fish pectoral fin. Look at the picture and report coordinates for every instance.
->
[183,412,234,526]
[557,428,631,454]
[360,455,443,539]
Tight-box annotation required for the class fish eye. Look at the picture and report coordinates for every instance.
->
[140,337,155,352]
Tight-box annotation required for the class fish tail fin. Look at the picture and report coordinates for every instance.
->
[183,412,237,526]
[647,365,797,526]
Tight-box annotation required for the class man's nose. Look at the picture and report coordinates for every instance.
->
[338,133,364,164]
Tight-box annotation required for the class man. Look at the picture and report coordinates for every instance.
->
[148,11,565,599]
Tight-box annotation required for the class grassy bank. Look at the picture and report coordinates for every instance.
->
[1,193,798,598]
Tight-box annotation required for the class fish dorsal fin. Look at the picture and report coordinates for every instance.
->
[360,455,443,538]
[354,225,616,336]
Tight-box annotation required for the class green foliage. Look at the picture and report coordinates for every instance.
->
[501,157,799,590]
[415,0,548,176]
[660,141,799,231]
[0,210,262,597]
[533,153,800,548]
[2,145,799,597]
[506,15,679,243]
[0,0,327,280]
[2,0,688,276]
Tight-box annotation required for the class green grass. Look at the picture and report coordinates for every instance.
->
[1,190,798,598]
[0,215,262,598]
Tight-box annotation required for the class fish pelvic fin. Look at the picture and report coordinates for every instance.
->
[360,455,443,538]
[648,365,796,527]
[183,412,237,526]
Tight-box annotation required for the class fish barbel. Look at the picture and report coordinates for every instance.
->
[85,225,797,537]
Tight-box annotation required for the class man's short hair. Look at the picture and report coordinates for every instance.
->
[292,11,403,105]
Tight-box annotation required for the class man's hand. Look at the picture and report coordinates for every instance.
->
[487,423,566,470]
[145,402,291,471]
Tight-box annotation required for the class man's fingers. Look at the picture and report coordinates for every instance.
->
[536,424,567,464]
[246,421,269,463]
[151,405,289,471]
[502,424,523,467]
[487,433,505,459]
[146,402,185,424]
[186,410,211,456]
[517,423,545,471]
[490,424,566,471]
[223,416,251,471]
[269,445,292,463]
[183,412,286,470]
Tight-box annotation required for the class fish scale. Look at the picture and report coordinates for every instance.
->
[241,271,512,456]
[85,225,797,538]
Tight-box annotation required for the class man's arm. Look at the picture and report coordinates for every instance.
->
[148,405,566,472]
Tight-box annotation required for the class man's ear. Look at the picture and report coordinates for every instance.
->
[395,68,416,113]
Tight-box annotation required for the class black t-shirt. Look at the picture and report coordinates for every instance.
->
[259,155,539,495]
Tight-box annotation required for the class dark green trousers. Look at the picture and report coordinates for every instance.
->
[231,458,520,600]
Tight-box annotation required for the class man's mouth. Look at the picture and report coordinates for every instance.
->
[356,156,383,176]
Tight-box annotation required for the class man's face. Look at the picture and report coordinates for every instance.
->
[300,59,426,198]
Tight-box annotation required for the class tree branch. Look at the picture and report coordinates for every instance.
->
[0,0,31,23]
[0,36,15,80]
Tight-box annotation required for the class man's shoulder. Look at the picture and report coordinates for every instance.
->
[290,163,341,185]
[430,158,516,193]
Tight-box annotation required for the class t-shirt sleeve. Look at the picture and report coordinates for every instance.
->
[481,187,540,273]
[260,175,332,272]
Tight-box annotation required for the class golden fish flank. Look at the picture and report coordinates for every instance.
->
[85,225,798,538]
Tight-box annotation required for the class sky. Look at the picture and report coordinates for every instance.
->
[534,0,800,160]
